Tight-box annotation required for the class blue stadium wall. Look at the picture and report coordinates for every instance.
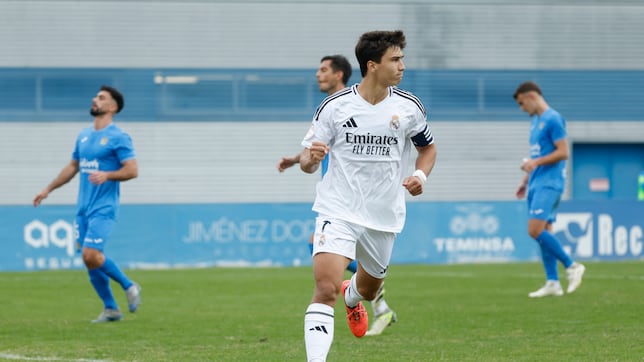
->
[1,1,643,270]
[1,68,643,122]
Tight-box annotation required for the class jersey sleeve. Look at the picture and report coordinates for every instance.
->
[71,132,82,161]
[301,104,336,148]
[408,104,434,147]
[548,114,567,143]
[114,132,136,163]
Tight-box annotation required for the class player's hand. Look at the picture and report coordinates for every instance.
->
[403,176,423,196]
[277,156,298,172]
[89,171,108,185]
[515,183,527,199]
[33,189,49,207]
[521,158,538,173]
[309,141,329,164]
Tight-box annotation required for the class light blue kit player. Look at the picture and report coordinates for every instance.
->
[34,85,142,322]
[513,81,586,298]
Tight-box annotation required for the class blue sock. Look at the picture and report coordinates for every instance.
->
[539,243,559,281]
[88,269,118,310]
[536,231,573,268]
[99,258,133,290]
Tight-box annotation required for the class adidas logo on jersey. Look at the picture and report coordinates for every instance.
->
[342,117,358,128]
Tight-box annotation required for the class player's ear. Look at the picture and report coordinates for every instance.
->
[109,99,118,114]
[367,60,377,73]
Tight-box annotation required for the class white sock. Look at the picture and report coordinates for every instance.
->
[370,283,390,316]
[344,274,365,308]
[546,280,561,287]
[371,299,390,316]
[304,303,334,362]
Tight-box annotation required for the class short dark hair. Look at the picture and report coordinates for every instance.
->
[355,30,406,77]
[513,81,542,99]
[320,55,352,85]
[101,85,124,113]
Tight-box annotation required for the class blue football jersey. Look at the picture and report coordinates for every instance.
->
[320,154,329,177]
[72,123,136,219]
[528,108,567,191]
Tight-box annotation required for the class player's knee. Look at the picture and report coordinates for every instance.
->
[313,280,341,304]
[528,226,543,239]
[82,248,104,269]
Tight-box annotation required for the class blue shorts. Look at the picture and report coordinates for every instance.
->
[527,187,562,223]
[75,215,116,252]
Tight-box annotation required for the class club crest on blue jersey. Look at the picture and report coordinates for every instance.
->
[100,137,108,145]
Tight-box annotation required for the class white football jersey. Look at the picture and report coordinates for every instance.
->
[302,84,434,232]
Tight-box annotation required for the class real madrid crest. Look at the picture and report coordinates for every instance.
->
[318,233,326,246]
[389,115,400,130]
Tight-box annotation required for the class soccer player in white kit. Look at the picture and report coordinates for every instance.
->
[300,30,437,361]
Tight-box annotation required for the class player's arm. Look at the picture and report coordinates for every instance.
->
[521,138,569,173]
[33,159,79,206]
[89,159,138,185]
[403,143,437,196]
[516,173,529,199]
[300,141,329,174]
[277,152,302,172]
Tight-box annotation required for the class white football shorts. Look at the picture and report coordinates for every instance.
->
[312,214,396,278]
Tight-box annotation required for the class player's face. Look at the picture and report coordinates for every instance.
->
[515,92,537,116]
[374,46,405,87]
[90,90,116,116]
[316,60,342,95]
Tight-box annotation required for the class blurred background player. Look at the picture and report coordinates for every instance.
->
[300,30,436,361]
[513,81,586,298]
[33,85,142,322]
[277,54,397,336]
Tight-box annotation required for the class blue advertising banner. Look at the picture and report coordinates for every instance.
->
[1,201,642,271]
[553,201,644,261]
[396,202,538,264]
[2,204,317,271]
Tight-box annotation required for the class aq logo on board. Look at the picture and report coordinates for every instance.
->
[23,219,77,257]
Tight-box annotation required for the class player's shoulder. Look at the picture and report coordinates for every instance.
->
[542,107,565,124]
[313,86,354,120]
[391,87,426,116]
[76,126,93,139]
[107,122,133,137]
[543,107,563,119]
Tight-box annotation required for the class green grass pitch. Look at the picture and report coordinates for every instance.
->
[0,262,642,361]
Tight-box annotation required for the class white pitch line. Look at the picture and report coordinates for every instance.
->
[0,353,110,362]
[422,271,644,281]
